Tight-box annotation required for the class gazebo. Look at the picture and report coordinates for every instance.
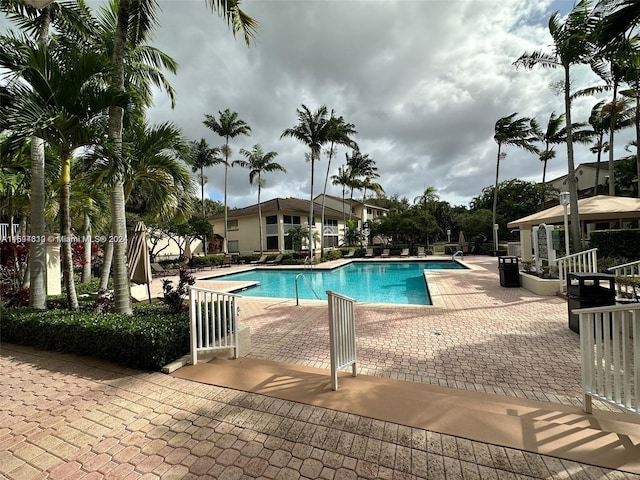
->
[507,195,640,261]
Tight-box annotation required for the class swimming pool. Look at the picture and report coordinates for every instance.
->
[208,260,466,305]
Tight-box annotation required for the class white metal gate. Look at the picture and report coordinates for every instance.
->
[189,286,241,365]
[327,290,357,390]
[577,304,640,415]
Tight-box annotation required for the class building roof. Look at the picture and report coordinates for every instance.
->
[210,197,354,220]
[507,195,640,229]
[546,160,624,185]
[316,193,390,211]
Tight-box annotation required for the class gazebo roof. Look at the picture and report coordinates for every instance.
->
[507,195,640,229]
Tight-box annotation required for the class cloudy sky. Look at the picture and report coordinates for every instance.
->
[5,1,635,208]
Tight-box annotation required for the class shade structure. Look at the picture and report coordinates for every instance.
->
[127,222,152,302]
[458,230,466,246]
[507,195,640,230]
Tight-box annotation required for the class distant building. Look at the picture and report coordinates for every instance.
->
[208,196,388,253]
[547,160,625,197]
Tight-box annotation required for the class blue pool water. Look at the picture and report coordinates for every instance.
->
[209,261,466,305]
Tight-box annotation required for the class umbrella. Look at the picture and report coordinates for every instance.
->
[458,231,466,254]
[183,237,192,266]
[127,221,152,303]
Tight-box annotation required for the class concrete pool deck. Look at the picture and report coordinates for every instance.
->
[3,255,640,478]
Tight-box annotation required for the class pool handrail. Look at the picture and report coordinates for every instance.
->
[295,272,321,305]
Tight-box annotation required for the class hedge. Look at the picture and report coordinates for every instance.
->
[1,304,190,370]
[589,229,640,260]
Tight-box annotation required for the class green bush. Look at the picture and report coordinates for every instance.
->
[0,303,190,370]
[590,229,640,260]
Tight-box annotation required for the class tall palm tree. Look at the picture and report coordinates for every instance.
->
[189,138,223,215]
[331,164,353,232]
[319,113,357,253]
[514,0,599,252]
[281,105,334,258]
[203,109,252,254]
[492,113,539,250]
[0,34,128,310]
[1,0,96,309]
[233,144,286,254]
[594,0,640,48]
[107,0,257,313]
[538,111,566,204]
[413,186,439,208]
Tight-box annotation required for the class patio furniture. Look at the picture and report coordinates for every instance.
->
[417,246,426,257]
[381,249,390,258]
[250,254,268,264]
[150,263,179,277]
[400,248,409,257]
[365,247,374,257]
[266,254,284,265]
[344,249,355,258]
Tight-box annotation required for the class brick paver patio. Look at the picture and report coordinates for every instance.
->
[2,255,638,479]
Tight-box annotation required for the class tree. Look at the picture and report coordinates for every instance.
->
[0,33,128,310]
[331,164,353,228]
[189,138,222,214]
[281,105,334,258]
[515,0,599,252]
[203,109,252,253]
[233,144,286,254]
[492,114,539,250]
[319,113,357,252]
[537,112,566,204]
[107,0,257,313]
[1,0,96,309]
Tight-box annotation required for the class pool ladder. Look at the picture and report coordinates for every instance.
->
[452,250,464,261]
[295,273,321,305]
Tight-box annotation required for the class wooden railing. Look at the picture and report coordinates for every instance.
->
[327,290,357,391]
[577,303,640,415]
[189,286,241,365]
[557,248,598,293]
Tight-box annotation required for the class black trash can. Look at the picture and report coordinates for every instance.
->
[566,272,616,334]
[498,256,520,287]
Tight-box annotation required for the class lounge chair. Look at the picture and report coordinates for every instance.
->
[266,254,284,265]
[220,255,232,268]
[364,247,374,257]
[250,254,268,265]
[150,262,179,277]
[381,249,390,258]
[343,249,355,258]
[400,248,409,257]
[417,246,426,257]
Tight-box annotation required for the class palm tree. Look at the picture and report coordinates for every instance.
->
[203,109,252,254]
[413,187,440,208]
[281,105,334,258]
[107,0,257,313]
[595,0,640,48]
[0,34,128,310]
[538,112,566,204]
[233,144,286,254]
[492,113,539,250]
[189,138,223,215]
[1,0,96,309]
[319,113,357,252]
[331,165,353,233]
[514,0,598,252]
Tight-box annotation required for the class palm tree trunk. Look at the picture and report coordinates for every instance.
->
[594,135,603,196]
[258,182,263,253]
[320,143,335,252]
[99,236,113,290]
[608,81,619,196]
[60,153,78,310]
[635,90,640,198]
[309,150,316,259]
[29,137,47,309]
[81,213,92,283]
[564,65,581,252]
[223,138,230,254]
[28,6,51,309]
[541,159,548,205]
[491,144,501,251]
[109,0,132,314]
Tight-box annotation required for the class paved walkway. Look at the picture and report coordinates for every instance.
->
[2,255,639,479]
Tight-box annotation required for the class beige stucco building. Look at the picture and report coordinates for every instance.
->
[209,196,388,254]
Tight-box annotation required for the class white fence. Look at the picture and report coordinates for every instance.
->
[189,286,241,365]
[0,223,19,240]
[577,304,640,415]
[327,290,357,391]
[557,248,598,293]
[608,259,640,302]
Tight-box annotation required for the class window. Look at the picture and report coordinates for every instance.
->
[266,236,279,250]
[227,219,238,230]
[266,216,277,224]
[227,240,239,252]
[283,215,300,225]
[323,219,339,247]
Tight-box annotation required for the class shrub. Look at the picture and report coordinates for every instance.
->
[0,303,190,370]
[590,229,640,260]
[161,267,196,314]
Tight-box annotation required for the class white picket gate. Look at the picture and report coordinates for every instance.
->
[189,286,241,365]
[327,290,357,391]
[577,303,640,415]
[557,248,598,292]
